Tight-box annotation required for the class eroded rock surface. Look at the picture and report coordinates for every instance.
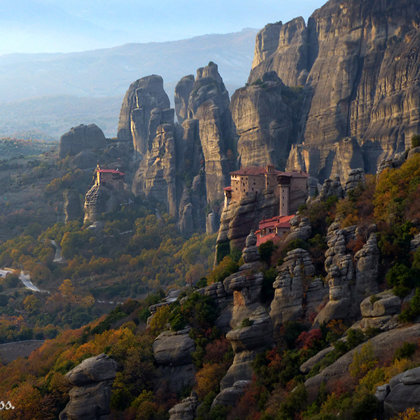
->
[247,0,420,179]
[59,353,117,420]
[153,329,196,394]
[270,248,325,328]
[59,124,106,159]
[379,367,420,418]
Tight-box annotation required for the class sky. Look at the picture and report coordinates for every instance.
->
[0,0,327,55]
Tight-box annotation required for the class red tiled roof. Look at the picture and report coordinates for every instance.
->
[258,215,294,230]
[256,232,283,247]
[224,186,232,191]
[97,169,125,176]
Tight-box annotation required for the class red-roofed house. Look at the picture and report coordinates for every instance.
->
[255,215,294,246]
[95,164,125,188]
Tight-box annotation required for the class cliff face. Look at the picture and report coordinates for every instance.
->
[248,0,420,179]
[118,62,237,234]
[117,75,171,155]
[231,71,302,169]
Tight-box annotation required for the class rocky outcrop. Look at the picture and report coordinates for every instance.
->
[188,62,236,205]
[270,248,327,329]
[285,214,312,243]
[175,75,194,124]
[132,122,178,217]
[210,232,273,408]
[59,353,117,420]
[216,189,279,258]
[247,0,420,179]
[117,75,171,154]
[231,72,300,170]
[84,182,130,224]
[213,308,272,408]
[305,325,420,401]
[153,329,196,394]
[169,393,198,420]
[359,291,401,331]
[59,124,106,159]
[315,223,356,325]
[249,17,315,87]
[377,367,420,418]
[117,62,236,234]
[318,177,344,201]
[344,168,365,194]
[354,233,380,301]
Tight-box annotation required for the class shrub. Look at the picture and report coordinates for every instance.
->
[261,267,277,303]
[386,264,417,298]
[259,240,275,265]
[411,135,420,148]
[351,394,379,419]
[399,288,420,322]
[241,318,253,328]
[393,342,417,361]
[207,256,238,284]
[349,342,378,378]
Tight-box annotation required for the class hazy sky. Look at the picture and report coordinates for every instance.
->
[0,0,326,55]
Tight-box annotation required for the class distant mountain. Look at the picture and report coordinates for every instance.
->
[0,29,257,140]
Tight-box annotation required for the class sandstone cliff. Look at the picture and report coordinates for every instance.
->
[118,62,237,233]
[248,0,420,179]
[59,124,107,159]
[231,72,302,169]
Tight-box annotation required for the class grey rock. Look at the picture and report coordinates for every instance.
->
[305,325,420,402]
[211,380,251,408]
[59,124,106,159]
[360,291,402,318]
[270,248,323,328]
[300,346,334,374]
[345,169,365,194]
[382,367,420,418]
[59,354,117,420]
[169,393,198,420]
[174,75,194,124]
[65,354,117,386]
[153,329,195,366]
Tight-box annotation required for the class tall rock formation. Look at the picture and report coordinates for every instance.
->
[59,353,117,420]
[185,62,237,205]
[118,62,237,233]
[231,72,302,169]
[247,0,420,179]
[117,75,171,155]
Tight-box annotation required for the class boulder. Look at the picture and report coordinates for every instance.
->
[59,124,106,159]
[153,329,195,366]
[380,367,420,418]
[59,354,117,420]
[169,393,198,420]
[305,325,420,402]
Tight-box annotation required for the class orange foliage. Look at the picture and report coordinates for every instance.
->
[195,363,226,399]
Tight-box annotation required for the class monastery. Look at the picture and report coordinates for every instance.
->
[223,165,308,216]
[223,165,308,246]
[95,165,125,188]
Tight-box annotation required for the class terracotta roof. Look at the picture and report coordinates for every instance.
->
[256,232,283,247]
[224,186,232,192]
[258,215,294,230]
[97,169,125,176]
